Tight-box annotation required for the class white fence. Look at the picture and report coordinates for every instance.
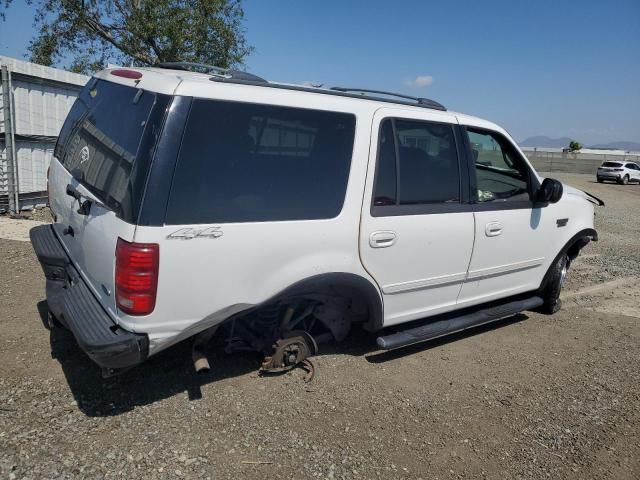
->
[0,56,87,212]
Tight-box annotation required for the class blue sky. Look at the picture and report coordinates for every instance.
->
[1,0,638,144]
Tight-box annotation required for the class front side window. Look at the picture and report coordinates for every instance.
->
[165,100,356,224]
[466,129,530,203]
[372,118,460,211]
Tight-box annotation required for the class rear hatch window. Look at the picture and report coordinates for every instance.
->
[165,100,356,224]
[55,80,169,222]
[601,162,622,168]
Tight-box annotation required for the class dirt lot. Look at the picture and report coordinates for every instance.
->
[1,173,639,480]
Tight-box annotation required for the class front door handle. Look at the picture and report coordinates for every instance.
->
[485,222,503,237]
[369,231,397,248]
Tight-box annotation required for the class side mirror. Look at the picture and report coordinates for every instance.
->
[536,178,563,205]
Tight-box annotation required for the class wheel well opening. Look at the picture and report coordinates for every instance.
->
[219,274,383,354]
[567,235,593,261]
[539,229,597,293]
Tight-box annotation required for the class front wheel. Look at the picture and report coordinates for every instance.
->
[537,254,569,314]
[596,177,604,183]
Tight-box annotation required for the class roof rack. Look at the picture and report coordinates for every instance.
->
[153,64,446,112]
[155,62,267,83]
[331,87,446,111]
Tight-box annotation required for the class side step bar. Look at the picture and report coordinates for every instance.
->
[376,296,544,350]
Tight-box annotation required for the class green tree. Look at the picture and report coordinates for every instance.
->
[568,140,583,152]
[1,0,252,74]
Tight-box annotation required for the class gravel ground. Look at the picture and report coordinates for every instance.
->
[1,173,639,480]
[21,207,53,223]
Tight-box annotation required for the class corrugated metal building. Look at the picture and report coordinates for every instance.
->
[0,56,88,212]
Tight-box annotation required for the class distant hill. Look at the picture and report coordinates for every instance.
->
[589,141,640,151]
[520,136,640,152]
[519,136,573,148]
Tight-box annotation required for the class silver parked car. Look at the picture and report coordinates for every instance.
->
[596,161,640,184]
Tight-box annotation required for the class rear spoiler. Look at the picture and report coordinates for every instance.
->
[583,191,605,207]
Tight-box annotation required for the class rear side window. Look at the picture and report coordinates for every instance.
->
[372,120,397,206]
[165,100,356,224]
[396,119,460,204]
[372,118,460,210]
[55,80,166,222]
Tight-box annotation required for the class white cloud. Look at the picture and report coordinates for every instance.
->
[404,75,434,88]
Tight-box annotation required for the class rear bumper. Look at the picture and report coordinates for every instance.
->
[30,224,148,369]
[596,172,620,180]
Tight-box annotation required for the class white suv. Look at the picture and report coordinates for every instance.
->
[30,64,603,376]
[596,161,640,184]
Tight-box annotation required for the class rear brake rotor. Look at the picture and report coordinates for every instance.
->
[260,331,318,378]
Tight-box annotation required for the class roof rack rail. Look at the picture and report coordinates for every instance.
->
[331,87,446,111]
[155,62,267,83]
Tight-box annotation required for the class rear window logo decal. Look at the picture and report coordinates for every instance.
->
[80,146,90,164]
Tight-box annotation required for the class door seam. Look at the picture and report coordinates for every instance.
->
[457,211,477,302]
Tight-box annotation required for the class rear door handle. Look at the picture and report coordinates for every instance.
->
[485,222,503,237]
[369,231,397,248]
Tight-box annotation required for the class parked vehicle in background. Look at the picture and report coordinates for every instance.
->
[596,161,640,184]
[30,63,604,378]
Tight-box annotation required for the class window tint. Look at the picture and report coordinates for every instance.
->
[54,99,88,161]
[58,80,158,219]
[372,118,460,209]
[395,119,459,204]
[165,100,356,224]
[373,120,397,206]
[467,129,530,202]
[602,162,622,168]
[625,163,638,169]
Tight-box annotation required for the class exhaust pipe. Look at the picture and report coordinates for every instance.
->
[192,325,219,373]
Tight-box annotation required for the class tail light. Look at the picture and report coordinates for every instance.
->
[115,238,159,315]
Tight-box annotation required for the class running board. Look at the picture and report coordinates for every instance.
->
[376,296,544,350]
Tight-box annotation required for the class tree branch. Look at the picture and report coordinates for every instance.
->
[81,13,154,64]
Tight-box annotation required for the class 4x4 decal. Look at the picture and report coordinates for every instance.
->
[167,227,223,240]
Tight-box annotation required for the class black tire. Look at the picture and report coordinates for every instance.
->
[596,177,603,183]
[537,254,569,314]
